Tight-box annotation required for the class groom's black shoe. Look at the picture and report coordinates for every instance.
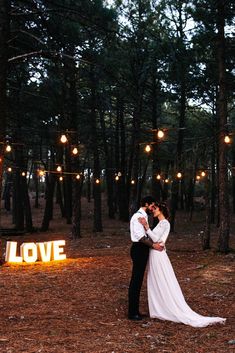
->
[128,314,142,321]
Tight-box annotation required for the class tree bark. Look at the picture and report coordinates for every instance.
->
[217,1,230,253]
[41,173,56,231]
[0,0,9,227]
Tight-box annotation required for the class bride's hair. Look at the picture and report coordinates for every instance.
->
[157,202,170,219]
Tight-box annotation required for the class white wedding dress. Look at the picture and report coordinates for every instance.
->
[146,219,226,327]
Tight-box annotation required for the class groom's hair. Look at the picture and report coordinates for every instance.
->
[140,196,155,207]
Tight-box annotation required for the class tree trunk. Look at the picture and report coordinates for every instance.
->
[99,109,115,219]
[202,178,211,250]
[117,97,129,221]
[71,176,83,239]
[217,0,230,253]
[90,68,102,232]
[210,148,216,223]
[0,0,9,226]
[41,174,56,231]
[22,175,33,232]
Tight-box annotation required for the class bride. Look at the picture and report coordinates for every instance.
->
[139,202,226,328]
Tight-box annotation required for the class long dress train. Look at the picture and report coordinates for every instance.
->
[146,220,226,328]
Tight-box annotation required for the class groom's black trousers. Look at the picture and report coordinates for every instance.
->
[128,242,149,316]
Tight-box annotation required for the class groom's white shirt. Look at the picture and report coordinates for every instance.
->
[130,208,148,242]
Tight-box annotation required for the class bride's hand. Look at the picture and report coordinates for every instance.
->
[138,217,147,225]
[152,242,164,251]
[138,217,149,230]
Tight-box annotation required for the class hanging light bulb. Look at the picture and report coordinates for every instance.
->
[5,144,12,152]
[224,135,231,144]
[21,172,26,177]
[196,175,201,180]
[76,174,80,180]
[201,171,206,177]
[38,169,45,176]
[164,178,169,183]
[72,147,78,155]
[95,178,100,184]
[115,175,119,181]
[117,172,122,177]
[176,172,182,179]
[7,167,12,172]
[56,166,62,172]
[156,174,161,180]
[59,176,63,181]
[131,179,135,185]
[60,134,68,143]
[145,144,151,153]
[157,129,165,139]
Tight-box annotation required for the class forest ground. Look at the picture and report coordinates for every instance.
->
[0,197,234,353]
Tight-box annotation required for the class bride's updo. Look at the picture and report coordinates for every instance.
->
[157,202,170,220]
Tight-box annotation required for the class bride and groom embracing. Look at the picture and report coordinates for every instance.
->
[128,196,226,327]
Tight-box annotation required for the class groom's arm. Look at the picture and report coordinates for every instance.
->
[139,236,154,248]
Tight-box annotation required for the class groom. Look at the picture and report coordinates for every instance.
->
[128,196,163,321]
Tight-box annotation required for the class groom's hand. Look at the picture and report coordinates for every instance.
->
[152,243,164,251]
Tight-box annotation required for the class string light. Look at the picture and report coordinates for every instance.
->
[157,130,165,139]
[115,175,119,181]
[201,171,206,177]
[76,174,80,180]
[21,172,26,177]
[5,145,12,152]
[7,167,12,172]
[176,172,182,179]
[95,178,100,184]
[131,179,135,184]
[224,135,231,144]
[72,147,78,155]
[60,134,68,143]
[38,170,45,176]
[196,175,201,180]
[59,176,63,181]
[56,166,62,172]
[156,174,161,180]
[164,179,169,183]
[145,144,151,153]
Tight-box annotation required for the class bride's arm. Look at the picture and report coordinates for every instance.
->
[138,218,164,251]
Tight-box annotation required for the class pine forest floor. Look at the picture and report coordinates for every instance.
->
[0,197,234,353]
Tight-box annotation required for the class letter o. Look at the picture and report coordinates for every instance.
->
[20,243,38,263]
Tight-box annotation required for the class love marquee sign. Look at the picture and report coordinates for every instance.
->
[5,240,66,263]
